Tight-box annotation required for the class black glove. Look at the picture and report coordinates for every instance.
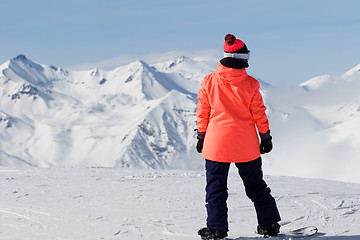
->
[196,132,206,153]
[259,130,273,154]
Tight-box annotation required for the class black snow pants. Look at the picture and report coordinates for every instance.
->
[205,157,281,230]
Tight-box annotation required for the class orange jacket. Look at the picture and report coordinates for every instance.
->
[196,63,269,163]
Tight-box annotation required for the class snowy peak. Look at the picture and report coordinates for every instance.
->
[299,74,333,90]
[90,60,171,102]
[300,62,360,91]
[151,56,216,83]
[124,60,171,99]
[106,59,194,101]
[13,54,28,61]
[0,55,57,106]
[5,54,52,87]
[1,55,69,86]
[151,56,191,72]
[343,62,360,78]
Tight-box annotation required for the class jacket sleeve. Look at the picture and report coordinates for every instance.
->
[250,82,269,134]
[196,76,211,132]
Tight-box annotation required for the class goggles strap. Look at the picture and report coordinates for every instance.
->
[224,52,250,60]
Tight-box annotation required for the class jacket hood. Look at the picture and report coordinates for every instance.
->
[215,63,248,85]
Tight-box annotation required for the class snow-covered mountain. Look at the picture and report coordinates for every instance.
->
[262,62,360,183]
[0,55,208,170]
[1,54,360,183]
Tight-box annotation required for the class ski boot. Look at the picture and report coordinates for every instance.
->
[198,227,228,240]
[257,223,280,237]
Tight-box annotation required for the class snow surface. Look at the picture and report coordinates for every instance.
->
[0,167,359,239]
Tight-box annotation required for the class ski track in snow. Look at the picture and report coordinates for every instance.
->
[0,167,360,240]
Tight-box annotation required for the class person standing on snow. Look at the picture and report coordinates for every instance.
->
[196,34,281,240]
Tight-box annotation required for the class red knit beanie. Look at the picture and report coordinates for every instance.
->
[223,34,248,53]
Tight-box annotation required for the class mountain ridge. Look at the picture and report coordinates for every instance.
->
[1,54,360,183]
[0,54,203,169]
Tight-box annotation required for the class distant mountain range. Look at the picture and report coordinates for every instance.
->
[1,54,360,183]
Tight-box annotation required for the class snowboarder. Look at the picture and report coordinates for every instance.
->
[196,34,281,239]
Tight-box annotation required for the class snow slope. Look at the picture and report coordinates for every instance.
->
[0,167,359,239]
[1,54,360,183]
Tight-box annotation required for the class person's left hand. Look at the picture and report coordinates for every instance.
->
[259,130,273,154]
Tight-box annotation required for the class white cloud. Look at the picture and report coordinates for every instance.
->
[68,49,222,71]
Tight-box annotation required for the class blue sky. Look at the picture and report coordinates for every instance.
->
[1,0,360,85]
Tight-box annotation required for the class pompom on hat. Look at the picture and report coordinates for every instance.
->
[223,34,250,60]
[223,34,248,53]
